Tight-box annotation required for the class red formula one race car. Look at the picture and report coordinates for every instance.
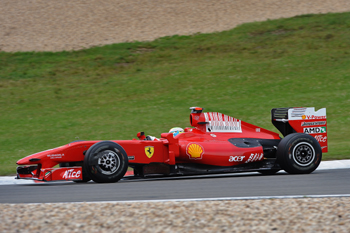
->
[16,107,327,183]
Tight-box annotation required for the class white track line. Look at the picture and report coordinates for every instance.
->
[5,194,350,205]
[80,194,350,204]
[1,159,350,185]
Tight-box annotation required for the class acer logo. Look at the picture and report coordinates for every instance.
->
[314,135,327,143]
[62,169,81,179]
[229,156,245,162]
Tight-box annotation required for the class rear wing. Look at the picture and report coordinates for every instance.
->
[272,107,327,152]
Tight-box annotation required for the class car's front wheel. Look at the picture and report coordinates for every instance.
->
[84,141,128,183]
[277,133,322,174]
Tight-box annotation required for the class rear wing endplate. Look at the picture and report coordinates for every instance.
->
[272,107,327,152]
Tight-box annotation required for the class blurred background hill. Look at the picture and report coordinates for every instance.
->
[1,0,350,52]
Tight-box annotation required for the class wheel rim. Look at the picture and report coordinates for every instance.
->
[292,142,315,167]
[97,150,120,175]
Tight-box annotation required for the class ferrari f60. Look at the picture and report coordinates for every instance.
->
[16,107,327,183]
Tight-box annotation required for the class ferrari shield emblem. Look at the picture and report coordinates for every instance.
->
[145,146,154,158]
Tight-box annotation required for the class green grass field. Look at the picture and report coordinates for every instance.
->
[1,12,349,175]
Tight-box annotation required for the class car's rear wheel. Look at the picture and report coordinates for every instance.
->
[84,141,128,183]
[277,133,322,174]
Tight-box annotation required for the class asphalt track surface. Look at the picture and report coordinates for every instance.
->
[1,168,349,204]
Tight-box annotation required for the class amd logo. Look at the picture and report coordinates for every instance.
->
[303,127,326,134]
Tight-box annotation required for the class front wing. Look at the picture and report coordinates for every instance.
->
[17,165,83,181]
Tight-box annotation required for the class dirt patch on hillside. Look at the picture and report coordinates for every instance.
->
[1,0,350,52]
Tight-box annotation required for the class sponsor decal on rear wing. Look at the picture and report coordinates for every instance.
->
[288,107,328,153]
[271,107,327,153]
[288,107,326,121]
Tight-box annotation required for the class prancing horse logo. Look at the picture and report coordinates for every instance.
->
[145,146,154,158]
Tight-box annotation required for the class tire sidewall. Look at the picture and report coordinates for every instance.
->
[277,133,322,174]
[84,141,128,183]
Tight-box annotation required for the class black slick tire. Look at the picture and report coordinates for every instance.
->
[277,133,322,174]
[83,141,128,183]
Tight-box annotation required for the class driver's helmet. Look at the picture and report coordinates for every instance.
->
[169,127,184,137]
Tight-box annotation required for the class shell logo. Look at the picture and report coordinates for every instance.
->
[186,143,204,160]
[302,115,306,120]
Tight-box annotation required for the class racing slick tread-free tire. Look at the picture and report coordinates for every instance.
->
[276,133,322,174]
[83,141,128,183]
